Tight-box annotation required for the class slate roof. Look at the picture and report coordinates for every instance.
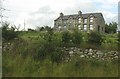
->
[54,13,103,21]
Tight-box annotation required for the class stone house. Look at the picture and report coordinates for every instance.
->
[54,11,105,33]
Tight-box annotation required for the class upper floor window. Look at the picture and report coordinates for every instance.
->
[59,26,61,29]
[64,25,66,28]
[90,17,93,22]
[90,24,93,30]
[78,25,81,30]
[69,19,73,23]
[84,19,87,23]
[78,18,81,23]
[83,24,87,31]
[64,21,67,24]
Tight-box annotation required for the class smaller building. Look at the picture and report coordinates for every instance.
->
[54,11,105,33]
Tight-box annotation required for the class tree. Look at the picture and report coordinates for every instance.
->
[105,22,117,33]
[2,22,18,41]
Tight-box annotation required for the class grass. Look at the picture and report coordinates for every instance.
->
[3,52,118,77]
[2,31,119,77]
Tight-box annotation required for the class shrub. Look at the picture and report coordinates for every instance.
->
[34,42,55,61]
[88,32,103,46]
[2,22,18,41]
[61,31,72,46]
[50,49,64,63]
[72,30,83,45]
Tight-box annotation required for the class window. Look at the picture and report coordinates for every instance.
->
[78,25,81,30]
[59,26,61,29]
[90,25,93,30]
[83,24,87,30]
[64,21,66,24]
[84,19,87,23]
[90,17,93,22]
[90,19,93,22]
[78,18,81,23]
[69,17,73,23]
[70,19,72,23]
[64,25,66,28]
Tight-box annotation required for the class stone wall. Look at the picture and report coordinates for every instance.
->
[62,47,118,62]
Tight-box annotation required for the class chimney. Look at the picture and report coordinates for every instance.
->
[60,12,64,17]
[78,11,82,15]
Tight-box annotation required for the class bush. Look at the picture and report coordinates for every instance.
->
[2,22,18,41]
[61,31,72,45]
[34,42,55,61]
[72,30,83,45]
[50,48,64,63]
[88,32,103,46]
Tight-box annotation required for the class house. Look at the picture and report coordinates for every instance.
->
[54,11,105,33]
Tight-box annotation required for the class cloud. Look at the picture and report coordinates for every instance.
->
[96,10,118,24]
[26,6,56,28]
[2,0,119,29]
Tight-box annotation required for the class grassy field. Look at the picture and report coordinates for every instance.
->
[2,31,119,77]
[3,52,118,77]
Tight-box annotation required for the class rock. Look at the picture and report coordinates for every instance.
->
[92,55,95,58]
[114,56,118,59]
[69,51,74,54]
[79,52,83,54]
[89,48,93,52]
[88,52,93,55]
[65,48,69,51]
[80,55,85,58]
[70,47,74,50]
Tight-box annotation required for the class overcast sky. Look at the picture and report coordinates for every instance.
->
[1,0,119,29]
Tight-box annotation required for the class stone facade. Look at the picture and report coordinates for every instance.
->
[54,11,105,33]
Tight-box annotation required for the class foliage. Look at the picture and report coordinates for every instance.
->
[36,26,53,32]
[72,30,83,45]
[2,22,119,77]
[61,31,72,45]
[88,32,103,46]
[50,48,64,63]
[118,32,120,50]
[105,22,117,33]
[2,22,18,41]
[28,28,36,31]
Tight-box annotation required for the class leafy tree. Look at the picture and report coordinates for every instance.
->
[2,22,18,41]
[28,28,35,31]
[105,22,117,33]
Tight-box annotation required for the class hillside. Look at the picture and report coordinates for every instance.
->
[2,31,119,77]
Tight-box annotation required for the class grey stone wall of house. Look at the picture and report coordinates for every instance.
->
[54,11,105,33]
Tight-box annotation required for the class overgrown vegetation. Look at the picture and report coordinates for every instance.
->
[2,21,119,77]
[105,22,117,33]
[2,22,18,41]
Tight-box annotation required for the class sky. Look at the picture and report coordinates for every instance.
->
[1,0,119,30]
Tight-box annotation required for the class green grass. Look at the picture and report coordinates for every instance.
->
[2,32,119,77]
[3,52,118,77]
